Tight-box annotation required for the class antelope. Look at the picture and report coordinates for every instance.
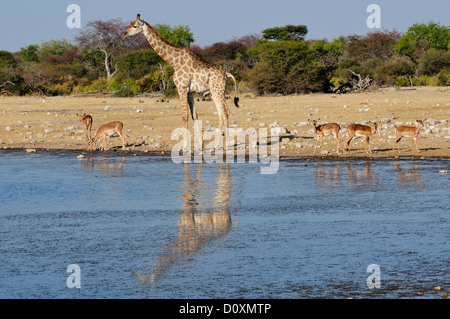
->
[77,113,93,141]
[87,121,126,151]
[345,122,378,153]
[310,119,341,154]
[393,120,424,153]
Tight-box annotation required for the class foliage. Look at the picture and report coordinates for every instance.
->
[154,24,195,48]
[4,19,450,96]
[249,41,328,94]
[395,22,450,60]
[75,18,132,80]
[262,25,308,42]
[38,39,75,61]
[19,45,39,62]
[115,49,163,80]
[345,30,401,62]
[418,48,450,75]
[0,51,17,67]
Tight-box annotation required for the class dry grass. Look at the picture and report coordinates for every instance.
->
[1,86,449,158]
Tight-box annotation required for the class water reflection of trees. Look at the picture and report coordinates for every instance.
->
[135,162,238,287]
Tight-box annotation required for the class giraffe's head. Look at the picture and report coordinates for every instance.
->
[124,14,145,38]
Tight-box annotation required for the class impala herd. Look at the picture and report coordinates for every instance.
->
[78,110,426,154]
[310,118,425,154]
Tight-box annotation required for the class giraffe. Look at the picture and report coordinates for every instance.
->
[124,14,239,134]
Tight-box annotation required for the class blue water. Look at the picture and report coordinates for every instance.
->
[0,150,448,299]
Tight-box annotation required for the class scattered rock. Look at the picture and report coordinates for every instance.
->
[77,154,85,159]
[5,126,13,131]
[26,149,36,154]
[439,170,448,174]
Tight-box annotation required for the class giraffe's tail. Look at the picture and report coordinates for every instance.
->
[226,72,240,108]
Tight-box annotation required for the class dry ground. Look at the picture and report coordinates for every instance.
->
[1,86,449,158]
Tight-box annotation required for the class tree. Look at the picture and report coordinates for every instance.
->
[395,22,450,60]
[19,45,39,62]
[75,19,131,80]
[250,41,328,94]
[262,25,308,42]
[345,30,401,62]
[310,36,345,71]
[418,48,450,75]
[0,51,17,67]
[153,24,195,48]
[38,39,74,61]
[115,49,163,80]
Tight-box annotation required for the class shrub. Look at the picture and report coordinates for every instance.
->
[249,41,328,94]
[418,48,450,76]
[114,87,135,97]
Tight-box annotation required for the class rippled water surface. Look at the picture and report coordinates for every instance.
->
[0,150,448,299]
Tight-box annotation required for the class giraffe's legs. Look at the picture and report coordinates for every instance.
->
[178,87,190,130]
[211,88,229,135]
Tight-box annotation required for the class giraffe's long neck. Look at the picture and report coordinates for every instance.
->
[142,22,180,66]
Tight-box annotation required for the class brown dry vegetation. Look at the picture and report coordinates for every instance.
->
[1,86,449,159]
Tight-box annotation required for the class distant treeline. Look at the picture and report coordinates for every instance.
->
[0,20,449,97]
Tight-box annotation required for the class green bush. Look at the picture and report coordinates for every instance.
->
[249,41,328,94]
[114,87,135,97]
[394,75,411,87]
[115,49,163,80]
[418,48,450,75]
[436,70,450,86]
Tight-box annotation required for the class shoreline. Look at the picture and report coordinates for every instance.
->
[2,145,449,162]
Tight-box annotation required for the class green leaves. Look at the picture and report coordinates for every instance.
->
[395,22,450,60]
[262,25,308,42]
[153,24,195,48]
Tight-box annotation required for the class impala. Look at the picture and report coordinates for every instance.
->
[393,120,424,152]
[345,122,378,153]
[87,121,126,151]
[310,119,341,154]
[77,113,93,141]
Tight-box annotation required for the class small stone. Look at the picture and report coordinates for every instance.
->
[433,286,442,291]
[26,149,36,154]
[439,170,448,174]
[77,154,85,159]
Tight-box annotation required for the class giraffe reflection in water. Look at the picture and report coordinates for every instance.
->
[135,162,239,286]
